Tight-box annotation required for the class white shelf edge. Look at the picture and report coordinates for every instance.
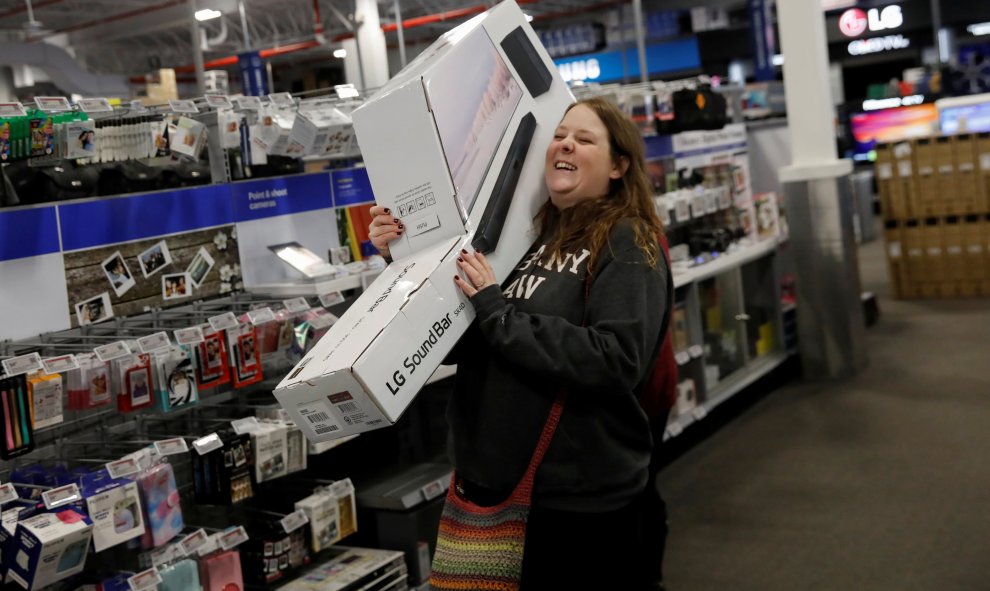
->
[664,350,791,440]
[672,238,780,289]
[244,269,382,297]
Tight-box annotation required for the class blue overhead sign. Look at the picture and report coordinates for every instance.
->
[553,38,701,84]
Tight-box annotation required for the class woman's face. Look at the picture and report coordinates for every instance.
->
[544,104,624,210]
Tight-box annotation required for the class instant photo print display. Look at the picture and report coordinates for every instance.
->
[277,0,574,443]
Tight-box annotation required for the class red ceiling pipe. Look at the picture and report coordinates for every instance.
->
[313,0,324,36]
[30,0,186,41]
[380,0,538,34]
[0,0,66,21]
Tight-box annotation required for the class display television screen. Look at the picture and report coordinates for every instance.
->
[940,102,990,135]
[849,103,938,162]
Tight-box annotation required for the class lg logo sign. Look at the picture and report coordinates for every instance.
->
[839,5,904,38]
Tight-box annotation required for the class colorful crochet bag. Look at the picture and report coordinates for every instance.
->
[430,391,566,590]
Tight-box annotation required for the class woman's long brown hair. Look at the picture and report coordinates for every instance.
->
[535,97,664,275]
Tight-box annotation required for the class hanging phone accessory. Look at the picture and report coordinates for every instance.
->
[158,558,201,591]
[67,354,112,410]
[117,353,154,412]
[137,460,184,549]
[154,345,199,412]
[198,549,243,591]
[26,371,64,430]
[195,330,231,390]
[0,374,34,460]
[228,323,263,388]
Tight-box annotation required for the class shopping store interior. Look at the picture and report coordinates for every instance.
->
[1,0,990,589]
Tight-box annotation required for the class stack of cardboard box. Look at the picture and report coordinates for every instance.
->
[876,132,990,298]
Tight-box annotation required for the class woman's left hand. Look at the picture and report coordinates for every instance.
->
[454,249,498,297]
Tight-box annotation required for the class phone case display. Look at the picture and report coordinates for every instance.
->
[136,461,184,549]
[195,330,231,390]
[227,323,262,388]
[158,558,201,591]
[198,549,244,591]
[66,354,113,410]
[0,374,33,460]
[251,422,307,483]
[80,472,146,552]
[294,490,341,552]
[114,353,155,412]
[8,509,94,590]
[154,346,199,412]
[242,521,310,584]
[331,478,358,540]
[191,430,255,506]
[25,373,64,430]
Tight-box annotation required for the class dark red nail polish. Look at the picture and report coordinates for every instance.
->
[393,218,400,223]
[384,208,390,213]
[457,257,463,262]
[397,231,402,236]
[398,224,404,229]
[461,249,467,254]
[454,275,459,281]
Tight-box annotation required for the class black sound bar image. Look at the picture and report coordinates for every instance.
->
[472,112,536,254]
[501,26,552,98]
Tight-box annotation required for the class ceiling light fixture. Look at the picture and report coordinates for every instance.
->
[333,48,347,58]
[968,22,990,36]
[195,8,222,22]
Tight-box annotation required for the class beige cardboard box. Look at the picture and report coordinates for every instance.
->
[276,1,575,442]
[922,218,945,296]
[884,223,906,299]
[961,216,984,295]
[934,136,957,215]
[942,217,966,294]
[875,145,905,220]
[902,220,925,298]
[978,132,990,214]
[891,141,917,219]
[954,134,979,214]
[913,138,939,218]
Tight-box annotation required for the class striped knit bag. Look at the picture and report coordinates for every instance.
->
[430,391,566,591]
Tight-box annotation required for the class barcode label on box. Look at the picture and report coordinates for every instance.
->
[981,154,990,171]
[877,163,893,180]
[298,401,342,435]
[888,243,902,258]
[897,162,912,177]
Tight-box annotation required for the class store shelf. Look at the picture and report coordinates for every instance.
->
[664,350,790,440]
[245,269,384,297]
[671,237,780,289]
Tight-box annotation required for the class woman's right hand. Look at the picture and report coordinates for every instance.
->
[368,205,403,261]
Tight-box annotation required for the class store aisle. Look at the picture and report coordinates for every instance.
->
[660,235,990,591]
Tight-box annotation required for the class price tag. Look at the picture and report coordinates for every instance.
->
[2,352,43,377]
[205,94,233,109]
[77,98,113,113]
[208,312,239,332]
[150,544,184,567]
[196,533,221,557]
[95,341,131,362]
[690,193,707,218]
[235,96,263,110]
[421,480,445,501]
[138,332,171,353]
[674,351,691,366]
[168,99,199,114]
[34,96,72,112]
[128,567,162,591]
[0,102,27,117]
[192,432,223,455]
[247,307,276,325]
[319,291,345,307]
[283,297,311,314]
[674,197,690,222]
[0,483,19,505]
[280,509,309,534]
[106,457,141,479]
[269,92,296,107]
[180,529,209,555]
[666,422,683,438]
[309,314,334,330]
[335,84,360,99]
[41,354,79,374]
[154,437,189,456]
[42,483,82,510]
[692,406,708,421]
[688,345,704,358]
[175,326,205,345]
[897,161,913,177]
[877,163,893,180]
[231,417,260,435]
[218,526,249,550]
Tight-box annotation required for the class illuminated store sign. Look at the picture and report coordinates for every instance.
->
[848,34,911,56]
[862,95,924,111]
[839,5,904,38]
